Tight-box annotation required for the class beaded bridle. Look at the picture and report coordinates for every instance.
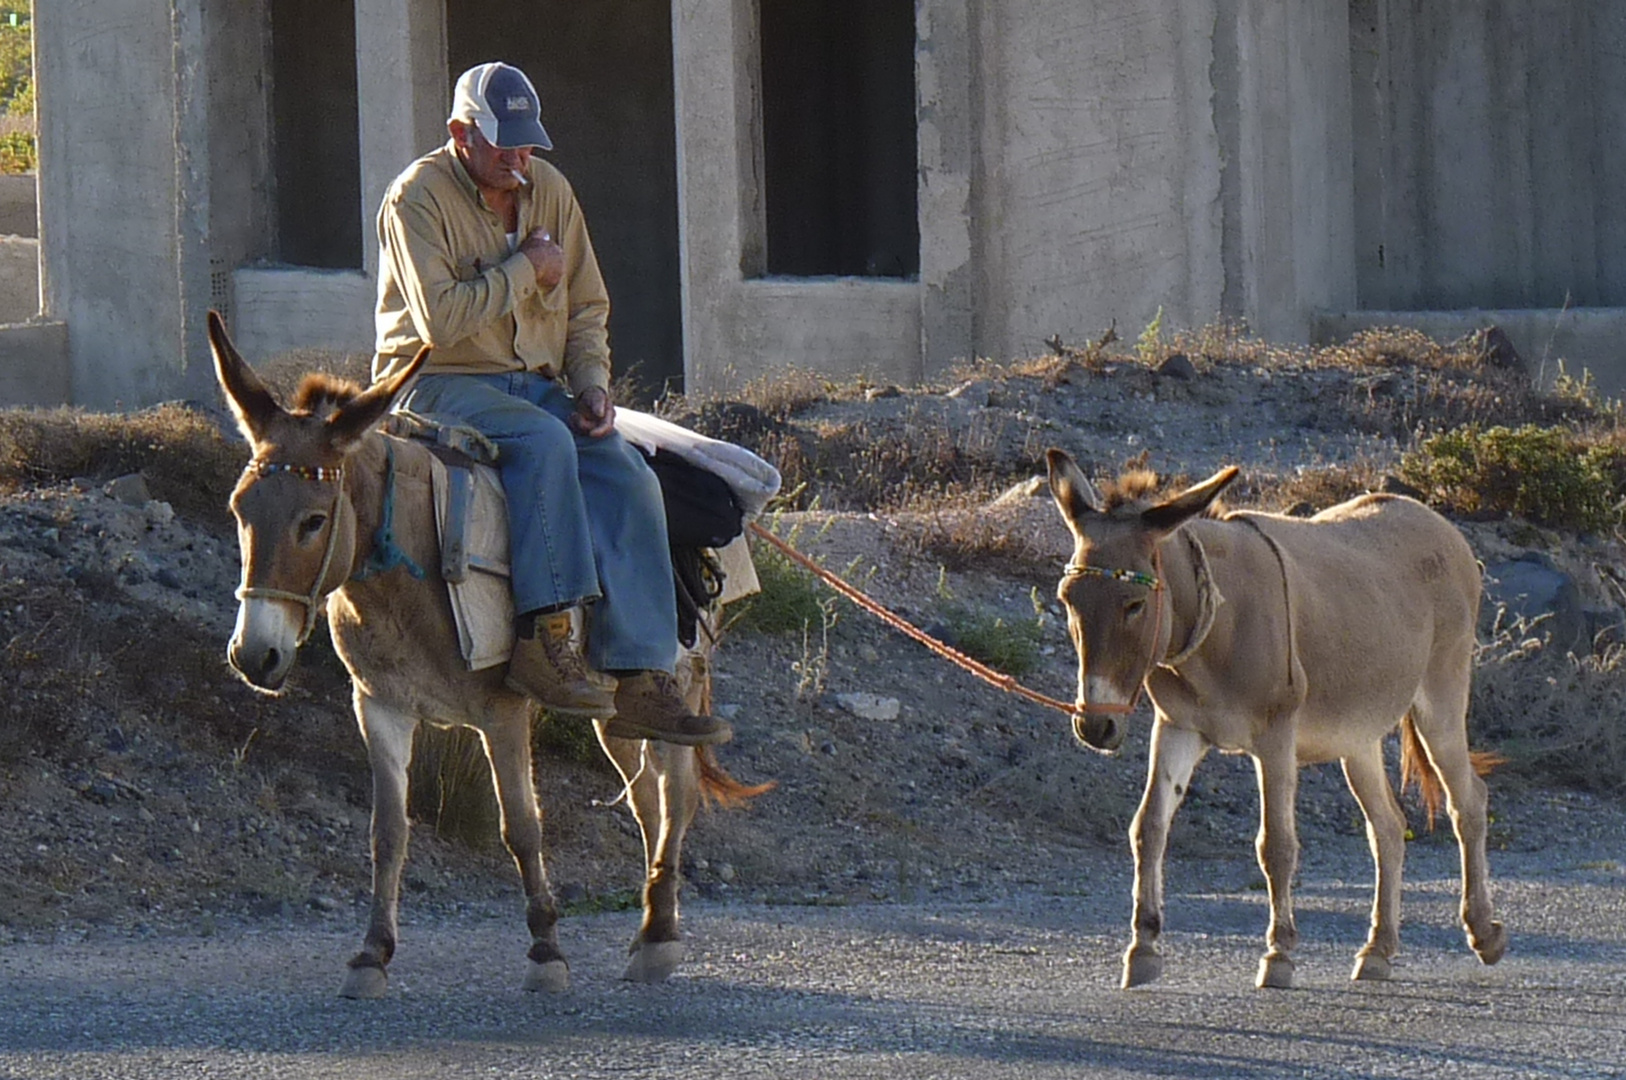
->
[234,459,347,646]
[1061,549,1168,716]
[1061,531,1224,717]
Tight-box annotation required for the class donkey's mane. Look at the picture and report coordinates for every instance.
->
[291,373,368,418]
[1102,469,1227,518]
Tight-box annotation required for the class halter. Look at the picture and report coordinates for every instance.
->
[1062,548,1167,716]
[1062,531,1226,717]
[234,459,347,646]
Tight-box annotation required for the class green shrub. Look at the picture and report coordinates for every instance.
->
[0,129,32,173]
[732,527,837,635]
[1400,423,1625,533]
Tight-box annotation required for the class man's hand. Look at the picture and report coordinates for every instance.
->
[569,386,615,438]
[518,228,564,290]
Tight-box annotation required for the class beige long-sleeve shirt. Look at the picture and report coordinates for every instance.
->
[371,142,612,395]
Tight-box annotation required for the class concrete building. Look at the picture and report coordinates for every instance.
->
[3,1,1624,410]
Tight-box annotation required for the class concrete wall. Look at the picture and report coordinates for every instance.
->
[0,320,69,406]
[971,1,1223,362]
[0,236,37,324]
[0,174,35,238]
[230,268,374,364]
[1349,0,1626,311]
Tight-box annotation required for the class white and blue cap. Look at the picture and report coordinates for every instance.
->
[449,62,553,150]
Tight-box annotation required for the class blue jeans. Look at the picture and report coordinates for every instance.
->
[401,371,678,674]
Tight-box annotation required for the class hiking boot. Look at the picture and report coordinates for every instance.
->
[603,670,733,746]
[505,611,616,717]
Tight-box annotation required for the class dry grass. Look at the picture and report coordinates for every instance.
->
[1472,628,1626,796]
[0,403,241,527]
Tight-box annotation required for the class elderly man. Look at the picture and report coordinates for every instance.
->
[371,61,729,747]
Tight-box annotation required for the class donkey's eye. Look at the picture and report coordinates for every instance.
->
[298,513,329,540]
[1124,597,1147,619]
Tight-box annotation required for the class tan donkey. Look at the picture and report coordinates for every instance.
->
[1045,448,1506,989]
[209,311,764,998]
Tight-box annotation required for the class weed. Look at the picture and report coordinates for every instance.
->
[732,519,838,635]
[407,724,503,853]
[1471,627,1626,796]
[930,573,1045,678]
[559,887,641,916]
[535,710,613,769]
[1135,306,1165,365]
[1400,424,1626,533]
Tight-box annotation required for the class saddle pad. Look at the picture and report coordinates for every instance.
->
[429,454,515,671]
[428,455,764,673]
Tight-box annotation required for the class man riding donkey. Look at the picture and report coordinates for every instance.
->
[372,60,730,747]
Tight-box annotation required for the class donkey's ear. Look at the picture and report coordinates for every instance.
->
[1046,448,1104,531]
[1142,465,1239,536]
[323,345,431,453]
[208,310,280,444]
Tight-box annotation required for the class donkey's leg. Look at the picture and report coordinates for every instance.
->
[594,728,699,982]
[1252,737,1301,989]
[1341,742,1406,981]
[482,706,570,993]
[1122,721,1208,989]
[340,696,417,999]
[1413,679,1506,966]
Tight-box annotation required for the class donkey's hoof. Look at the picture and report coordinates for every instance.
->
[622,940,684,984]
[339,965,388,1000]
[1121,946,1163,989]
[1351,952,1392,982]
[1256,952,1295,989]
[523,959,571,993]
[1471,921,1508,966]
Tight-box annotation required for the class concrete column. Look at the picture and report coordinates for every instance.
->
[1229,0,1355,341]
[35,0,188,407]
[355,0,448,278]
[918,0,973,380]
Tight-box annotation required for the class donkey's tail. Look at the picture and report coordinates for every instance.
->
[1399,712,1505,829]
[695,746,776,809]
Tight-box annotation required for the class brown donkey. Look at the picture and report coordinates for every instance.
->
[1045,449,1506,989]
[209,311,764,998]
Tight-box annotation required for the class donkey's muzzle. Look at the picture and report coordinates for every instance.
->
[1072,710,1126,754]
[228,639,292,694]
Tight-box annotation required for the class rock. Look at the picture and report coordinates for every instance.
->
[1157,353,1197,380]
[145,500,175,527]
[833,692,901,721]
[1483,553,1588,653]
[946,380,993,406]
[990,476,1046,505]
[1470,325,1527,375]
[864,385,902,401]
[1381,475,1427,500]
[104,473,152,506]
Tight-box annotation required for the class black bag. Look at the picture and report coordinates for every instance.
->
[643,449,744,648]
[643,448,745,549]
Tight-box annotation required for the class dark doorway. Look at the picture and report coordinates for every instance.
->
[269,0,362,269]
[759,0,918,279]
[448,1,683,394]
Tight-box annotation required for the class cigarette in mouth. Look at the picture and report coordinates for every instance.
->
[510,169,529,186]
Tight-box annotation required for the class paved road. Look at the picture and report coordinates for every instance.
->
[2,849,1623,1079]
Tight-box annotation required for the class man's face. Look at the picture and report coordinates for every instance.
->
[450,121,534,191]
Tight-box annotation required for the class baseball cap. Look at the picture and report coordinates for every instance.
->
[449,62,553,150]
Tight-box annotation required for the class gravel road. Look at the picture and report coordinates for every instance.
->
[3,842,1623,1080]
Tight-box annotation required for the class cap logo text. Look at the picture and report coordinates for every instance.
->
[505,96,530,111]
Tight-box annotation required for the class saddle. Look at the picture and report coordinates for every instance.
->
[383,409,762,672]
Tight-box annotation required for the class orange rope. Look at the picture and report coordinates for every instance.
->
[746,522,1076,717]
